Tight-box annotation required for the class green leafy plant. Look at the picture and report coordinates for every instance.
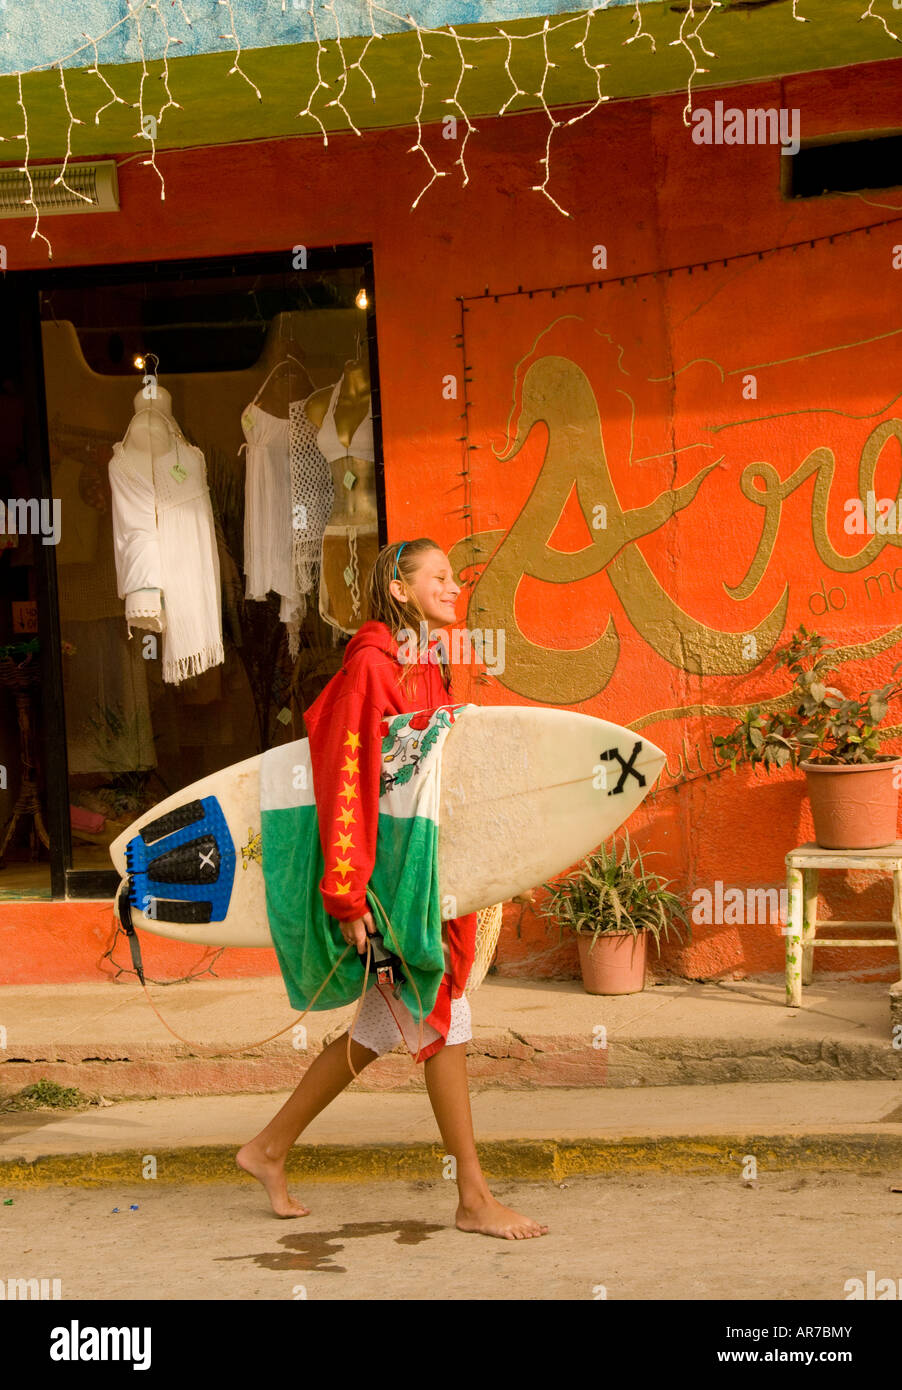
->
[1,1080,89,1111]
[540,831,691,953]
[713,625,902,771]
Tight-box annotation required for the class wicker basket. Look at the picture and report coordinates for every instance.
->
[0,654,39,690]
[465,902,504,994]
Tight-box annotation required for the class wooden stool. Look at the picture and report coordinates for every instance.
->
[784,842,902,1006]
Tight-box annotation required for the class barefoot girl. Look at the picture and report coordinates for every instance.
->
[237,537,549,1240]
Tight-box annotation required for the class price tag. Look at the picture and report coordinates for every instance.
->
[343,469,357,491]
[170,461,188,483]
[12,601,38,634]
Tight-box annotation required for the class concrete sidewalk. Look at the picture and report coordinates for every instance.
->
[1,975,900,1098]
[1,1079,901,1186]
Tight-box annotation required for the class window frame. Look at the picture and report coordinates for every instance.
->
[4,242,383,900]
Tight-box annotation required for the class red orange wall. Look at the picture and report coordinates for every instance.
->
[4,58,902,984]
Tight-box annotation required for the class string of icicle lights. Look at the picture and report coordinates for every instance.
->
[2,0,900,259]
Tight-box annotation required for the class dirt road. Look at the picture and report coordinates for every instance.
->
[2,1170,899,1301]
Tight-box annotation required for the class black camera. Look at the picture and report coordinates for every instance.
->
[359,928,405,994]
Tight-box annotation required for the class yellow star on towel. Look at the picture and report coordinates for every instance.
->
[339,780,358,802]
[338,806,356,827]
[341,755,359,775]
[332,856,353,876]
[344,730,361,752]
[333,831,354,853]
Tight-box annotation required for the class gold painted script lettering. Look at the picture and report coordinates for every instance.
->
[450,355,787,705]
[726,419,902,598]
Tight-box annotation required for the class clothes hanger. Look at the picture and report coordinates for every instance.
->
[251,353,315,407]
[240,352,315,453]
[123,356,190,452]
[338,336,371,411]
[344,332,367,373]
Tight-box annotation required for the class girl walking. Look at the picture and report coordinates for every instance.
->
[237,538,549,1240]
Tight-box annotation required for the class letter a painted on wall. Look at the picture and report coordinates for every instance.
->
[449,355,787,704]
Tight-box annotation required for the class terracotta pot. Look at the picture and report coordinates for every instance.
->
[801,756,902,849]
[576,929,648,995]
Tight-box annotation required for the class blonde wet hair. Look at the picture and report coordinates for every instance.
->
[364,538,451,692]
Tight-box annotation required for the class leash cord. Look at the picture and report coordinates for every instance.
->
[117,884,436,1070]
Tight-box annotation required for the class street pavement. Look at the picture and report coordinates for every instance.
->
[1,1172,898,1301]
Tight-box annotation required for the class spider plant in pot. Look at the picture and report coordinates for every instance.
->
[712,625,902,850]
[541,832,691,995]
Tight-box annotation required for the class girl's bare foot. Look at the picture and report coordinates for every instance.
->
[456,1194,549,1240]
[236,1141,310,1218]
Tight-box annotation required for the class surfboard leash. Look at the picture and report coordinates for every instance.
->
[114,882,433,1070]
[115,883,359,1057]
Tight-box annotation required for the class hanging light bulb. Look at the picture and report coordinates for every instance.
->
[355,288,367,309]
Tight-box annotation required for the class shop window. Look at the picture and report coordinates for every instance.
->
[1,247,382,896]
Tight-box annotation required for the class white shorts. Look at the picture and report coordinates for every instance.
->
[350,978,472,1057]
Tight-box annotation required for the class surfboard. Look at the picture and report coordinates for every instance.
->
[109,705,666,948]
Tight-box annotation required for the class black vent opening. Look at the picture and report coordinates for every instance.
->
[788,133,902,199]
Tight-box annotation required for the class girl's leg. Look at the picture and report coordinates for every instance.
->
[237,1031,377,1217]
[423,1040,549,1240]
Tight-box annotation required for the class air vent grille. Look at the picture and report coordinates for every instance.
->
[0,161,119,217]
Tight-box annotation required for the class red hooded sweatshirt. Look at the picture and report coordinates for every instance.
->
[302,619,478,1058]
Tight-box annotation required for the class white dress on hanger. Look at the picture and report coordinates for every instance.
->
[240,402,304,654]
[109,411,224,685]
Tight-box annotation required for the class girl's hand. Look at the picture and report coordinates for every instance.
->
[339,911,377,953]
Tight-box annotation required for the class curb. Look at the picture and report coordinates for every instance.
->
[2,1132,901,1187]
[3,1035,901,1099]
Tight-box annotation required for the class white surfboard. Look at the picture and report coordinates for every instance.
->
[109,706,665,948]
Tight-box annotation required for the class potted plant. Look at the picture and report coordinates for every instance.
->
[713,625,902,849]
[541,832,691,995]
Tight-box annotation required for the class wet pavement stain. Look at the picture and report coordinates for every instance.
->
[218,1219,446,1275]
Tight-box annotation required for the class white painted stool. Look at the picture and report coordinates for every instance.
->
[784,842,902,1007]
